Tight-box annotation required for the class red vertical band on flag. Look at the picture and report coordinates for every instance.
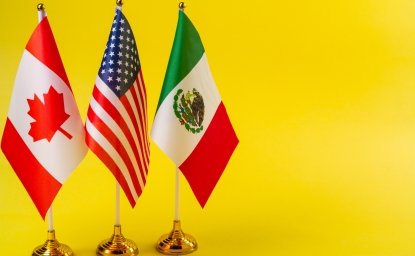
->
[179,103,239,207]
[1,119,61,218]
[25,18,70,87]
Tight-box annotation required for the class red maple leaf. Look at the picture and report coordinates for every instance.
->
[27,86,72,142]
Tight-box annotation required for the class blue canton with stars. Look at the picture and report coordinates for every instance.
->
[99,9,141,97]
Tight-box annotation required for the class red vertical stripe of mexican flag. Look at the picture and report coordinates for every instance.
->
[179,103,239,207]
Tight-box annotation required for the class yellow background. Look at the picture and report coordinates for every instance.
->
[1,0,415,255]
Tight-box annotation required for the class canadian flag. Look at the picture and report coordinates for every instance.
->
[1,16,87,218]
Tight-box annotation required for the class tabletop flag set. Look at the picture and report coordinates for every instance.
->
[85,0,150,255]
[0,3,87,255]
[1,1,237,256]
[151,2,238,254]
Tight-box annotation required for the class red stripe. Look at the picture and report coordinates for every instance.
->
[179,103,238,208]
[85,131,138,206]
[126,79,149,164]
[1,118,61,219]
[25,17,70,88]
[136,74,148,130]
[134,75,150,166]
[139,70,147,101]
[86,108,142,196]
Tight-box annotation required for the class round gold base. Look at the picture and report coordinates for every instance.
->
[32,230,73,256]
[156,220,197,255]
[96,225,138,256]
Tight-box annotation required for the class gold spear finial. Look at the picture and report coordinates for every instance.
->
[37,3,45,11]
[179,2,186,10]
[116,0,123,7]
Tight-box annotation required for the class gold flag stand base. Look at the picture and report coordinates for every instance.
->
[156,220,198,255]
[96,225,138,256]
[32,230,73,256]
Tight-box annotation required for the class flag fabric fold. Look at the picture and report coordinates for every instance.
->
[85,8,150,207]
[151,10,238,208]
[1,16,87,218]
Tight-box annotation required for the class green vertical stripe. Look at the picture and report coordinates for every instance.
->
[155,10,205,111]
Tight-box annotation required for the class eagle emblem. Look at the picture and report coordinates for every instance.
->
[173,88,205,134]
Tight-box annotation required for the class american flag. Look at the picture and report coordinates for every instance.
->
[85,8,149,206]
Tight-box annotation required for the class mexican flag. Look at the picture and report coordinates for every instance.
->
[151,10,238,207]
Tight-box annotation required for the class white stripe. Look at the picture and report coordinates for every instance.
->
[85,118,139,201]
[89,94,145,189]
[151,54,221,165]
[8,50,87,183]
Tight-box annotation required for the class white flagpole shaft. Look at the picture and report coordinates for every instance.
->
[174,167,180,221]
[37,7,46,22]
[115,181,121,226]
[47,207,54,231]
[39,5,52,232]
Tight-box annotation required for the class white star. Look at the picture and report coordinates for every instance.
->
[127,29,131,34]
[109,68,114,73]
[118,52,123,57]
[120,19,125,24]
[107,76,113,82]
[126,37,130,42]
[109,51,115,57]
[125,61,129,67]
[117,60,122,66]
[101,69,105,74]
[126,45,130,50]
[119,35,124,40]
[109,59,114,65]
[126,53,130,58]
[124,70,129,75]
[116,77,121,82]
[111,35,116,40]
[119,43,124,49]
[112,27,116,32]
[110,43,115,48]
[102,61,106,66]
[120,27,124,32]
[104,53,107,58]
[117,68,122,74]
[124,78,128,83]
[116,85,121,91]
[130,71,133,77]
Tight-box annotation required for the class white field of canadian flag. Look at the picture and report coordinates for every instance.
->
[1,17,87,218]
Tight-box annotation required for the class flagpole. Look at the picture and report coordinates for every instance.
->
[155,2,197,254]
[174,167,180,221]
[47,207,54,231]
[32,4,74,255]
[95,1,139,255]
[115,182,121,226]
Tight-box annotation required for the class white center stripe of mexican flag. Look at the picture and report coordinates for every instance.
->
[152,54,221,165]
[7,50,86,183]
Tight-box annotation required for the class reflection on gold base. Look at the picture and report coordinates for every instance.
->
[156,220,197,255]
[32,230,73,256]
[96,225,138,256]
